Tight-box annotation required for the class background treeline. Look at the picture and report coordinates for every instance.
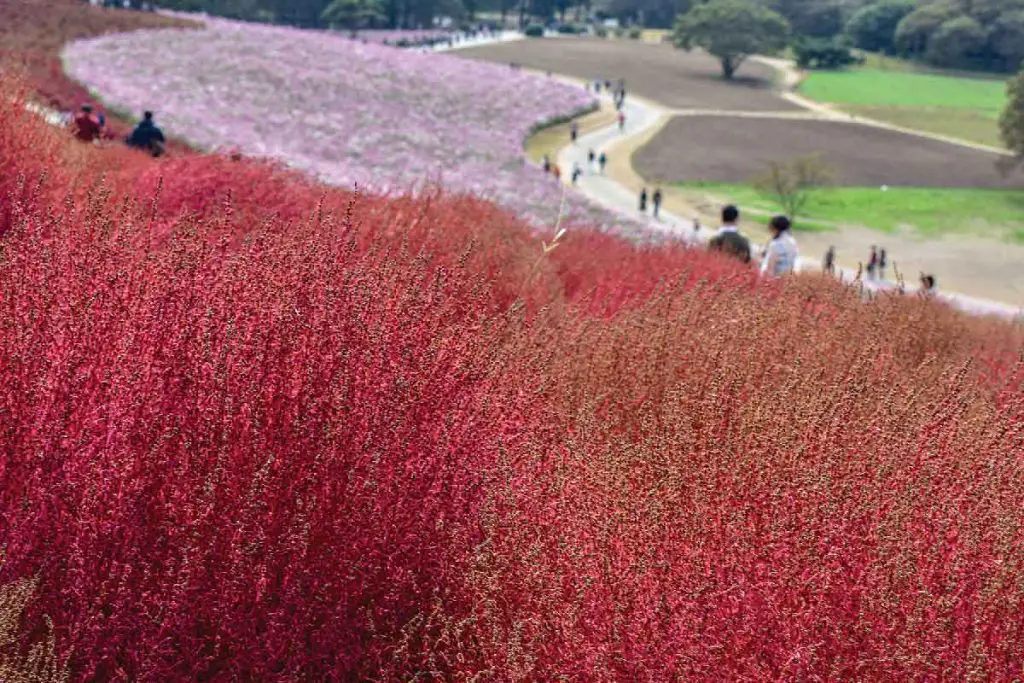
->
[150,0,1023,72]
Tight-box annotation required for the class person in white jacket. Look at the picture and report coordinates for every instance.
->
[760,215,798,277]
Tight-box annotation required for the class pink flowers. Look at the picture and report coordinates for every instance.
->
[62,18,637,233]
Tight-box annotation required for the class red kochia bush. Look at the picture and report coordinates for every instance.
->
[3,76,1024,680]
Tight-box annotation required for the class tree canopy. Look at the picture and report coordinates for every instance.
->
[321,0,387,31]
[1001,70,1024,171]
[672,0,789,79]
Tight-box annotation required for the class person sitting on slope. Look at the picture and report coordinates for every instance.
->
[72,104,104,143]
[126,111,166,157]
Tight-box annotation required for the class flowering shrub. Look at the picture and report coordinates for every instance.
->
[4,71,1024,681]
[61,18,647,233]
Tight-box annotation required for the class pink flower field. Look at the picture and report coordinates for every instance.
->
[63,20,640,233]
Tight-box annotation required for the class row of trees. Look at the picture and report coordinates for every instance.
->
[152,0,480,29]
[845,0,1024,71]
[671,0,1024,79]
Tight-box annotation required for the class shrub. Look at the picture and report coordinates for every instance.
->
[4,56,1024,683]
[595,24,608,37]
[628,25,643,38]
[793,37,860,69]
[524,23,544,37]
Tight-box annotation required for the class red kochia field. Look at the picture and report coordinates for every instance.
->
[2,85,1024,681]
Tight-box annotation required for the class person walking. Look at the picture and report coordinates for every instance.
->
[638,187,648,213]
[542,154,551,173]
[570,121,579,144]
[652,187,663,219]
[571,162,582,185]
[125,110,166,157]
[598,151,607,174]
[866,245,878,280]
[552,164,562,182]
[760,215,799,277]
[823,245,836,275]
[708,205,752,264]
[587,148,596,172]
[617,111,625,132]
[878,248,888,280]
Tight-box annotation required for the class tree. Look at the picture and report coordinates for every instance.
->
[321,0,386,32]
[843,0,915,54]
[1000,69,1024,173]
[925,15,986,67]
[770,0,843,38]
[990,11,1024,72]
[894,1,956,57]
[671,0,789,79]
[753,155,833,224]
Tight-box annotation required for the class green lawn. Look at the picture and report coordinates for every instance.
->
[799,67,1009,147]
[676,182,1024,241]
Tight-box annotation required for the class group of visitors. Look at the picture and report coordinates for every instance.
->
[706,205,798,278]
[826,244,936,293]
[638,187,663,219]
[540,148,607,184]
[71,104,166,157]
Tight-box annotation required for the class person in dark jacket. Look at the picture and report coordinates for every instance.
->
[652,187,663,219]
[708,204,752,264]
[126,111,166,157]
[638,187,648,212]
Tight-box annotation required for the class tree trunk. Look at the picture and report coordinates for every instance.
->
[721,56,735,79]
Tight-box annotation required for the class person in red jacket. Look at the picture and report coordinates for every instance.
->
[72,104,104,143]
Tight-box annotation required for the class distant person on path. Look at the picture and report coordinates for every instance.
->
[598,151,607,174]
[571,163,582,185]
[552,164,562,182]
[588,148,596,172]
[866,245,878,280]
[760,215,799,277]
[617,111,625,132]
[604,79,612,91]
[125,110,166,157]
[823,245,836,275]
[570,121,579,144]
[72,104,104,143]
[652,188,663,219]
[878,248,888,280]
[708,204,752,264]
[639,187,648,213]
[542,154,551,173]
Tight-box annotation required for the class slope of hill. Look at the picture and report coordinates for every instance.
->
[3,72,1024,679]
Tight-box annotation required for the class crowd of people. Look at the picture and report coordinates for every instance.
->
[70,104,166,157]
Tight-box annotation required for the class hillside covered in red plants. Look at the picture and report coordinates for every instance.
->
[3,70,1024,679]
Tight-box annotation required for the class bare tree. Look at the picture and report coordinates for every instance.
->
[752,154,833,224]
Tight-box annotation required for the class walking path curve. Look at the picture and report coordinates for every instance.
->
[538,67,1023,319]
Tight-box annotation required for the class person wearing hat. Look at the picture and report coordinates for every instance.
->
[760,215,798,277]
[72,104,104,143]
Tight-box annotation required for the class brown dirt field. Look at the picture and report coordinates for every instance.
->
[634,116,1017,188]
[457,38,800,113]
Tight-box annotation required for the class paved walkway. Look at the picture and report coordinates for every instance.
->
[553,86,1023,319]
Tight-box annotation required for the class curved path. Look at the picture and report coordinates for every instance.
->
[493,46,1021,318]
